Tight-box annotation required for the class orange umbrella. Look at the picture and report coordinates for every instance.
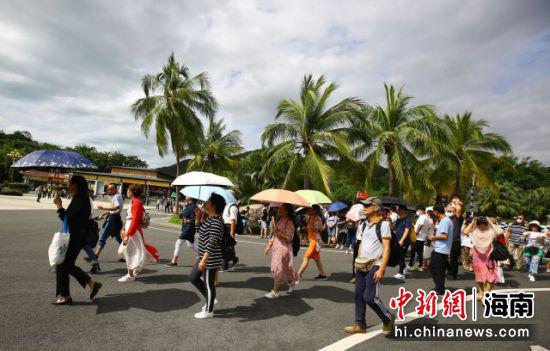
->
[250,189,311,207]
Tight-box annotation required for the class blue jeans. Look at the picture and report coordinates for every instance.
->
[354,265,392,328]
[524,255,541,275]
[83,245,98,262]
[97,218,122,249]
[343,231,356,247]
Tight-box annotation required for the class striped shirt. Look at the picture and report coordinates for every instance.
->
[507,223,526,245]
[197,215,224,269]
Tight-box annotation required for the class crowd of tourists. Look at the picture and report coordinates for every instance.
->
[48,176,549,334]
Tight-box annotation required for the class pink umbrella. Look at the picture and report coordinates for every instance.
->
[346,203,365,221]
[250,189,311,207]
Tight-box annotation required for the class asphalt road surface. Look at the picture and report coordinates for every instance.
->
[1,210,549,351]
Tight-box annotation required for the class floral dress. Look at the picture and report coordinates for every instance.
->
[270,218,299,284]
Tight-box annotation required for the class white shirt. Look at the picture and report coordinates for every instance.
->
[223,203,238,225]
[414,214,431,241]
[389,213,398,224]
[110,193,123,214]
[360,220,392,264]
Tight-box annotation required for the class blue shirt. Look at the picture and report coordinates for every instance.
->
[395,216,412,243]
[434,217,453,255]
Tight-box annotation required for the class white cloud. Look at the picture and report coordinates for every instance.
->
[0,0,549,167]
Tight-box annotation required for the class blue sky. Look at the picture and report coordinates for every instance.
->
[0,0,549,167]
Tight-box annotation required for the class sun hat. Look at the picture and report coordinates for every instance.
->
[528,220,542,230]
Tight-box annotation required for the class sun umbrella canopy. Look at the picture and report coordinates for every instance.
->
[171,171,234,187]
[346,204,365,222]
[180,185,236,203]
[380,197,409,207]
[250,189,311,207]
[295,190,332,205]
[327,201,348,212]
[11,150,97,169]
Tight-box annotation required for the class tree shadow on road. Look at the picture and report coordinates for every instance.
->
[94,288,199,314]
[328,272,405,286]
[138,273,190,285]
[231,264,271,274]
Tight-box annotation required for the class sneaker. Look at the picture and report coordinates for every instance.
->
[345,248,350,254]
[403,266,409,275]
[409,265,419,272]
[344,322,367,334]
[194,311,214,319]
[393,273,405,280]
[118,275,135,282]
[164,262,177,267]
[287,281,298,294]
[382,313,396,337]
[314,275,328,281]
[418,267,424,272]
[528,274,536,282]
[202,299,219,312]
[264,290,280,299]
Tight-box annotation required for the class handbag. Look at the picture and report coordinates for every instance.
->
[354,257,378,273]
[48,217,70,266]
[490,238,509,261]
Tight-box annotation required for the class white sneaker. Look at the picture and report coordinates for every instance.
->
[201,299,219,312]
[345,248,350,254]
[118,275,135,282]
[194,311,214,319]
[264,290,280,299]
[403,267,409,275]
[409,265,419,272]
[393,273,405,280]
[418,267,424,272]
[528,274,536,282]
[287,281,298,294]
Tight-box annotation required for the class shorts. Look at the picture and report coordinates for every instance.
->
[328,227,336,237]
[260,220,268,229]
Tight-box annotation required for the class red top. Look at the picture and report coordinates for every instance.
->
[126,198,143,237]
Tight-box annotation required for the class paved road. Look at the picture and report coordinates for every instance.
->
[1,210,548,351]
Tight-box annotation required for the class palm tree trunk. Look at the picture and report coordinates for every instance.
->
[386,147,397,196]
[454,162,461,197]
[174,151,180,214]
[303,173,310,189]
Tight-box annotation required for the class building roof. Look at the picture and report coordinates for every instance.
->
[74,170,171,183]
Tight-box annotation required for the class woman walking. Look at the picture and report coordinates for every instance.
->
[523,220,549,281]
[118,185,159,282]
[263,203,300,298]
[190,193,226,319]
[463,216,502,300]
[298,205,328,280]
[52,175,102,305]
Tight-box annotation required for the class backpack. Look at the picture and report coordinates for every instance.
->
[292,219,301,257]
[141,210,151,229]
[375,221,400,267]
[490,237,510,261]
[230,204,244,235]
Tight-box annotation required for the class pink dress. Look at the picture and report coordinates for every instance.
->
[470,227,500,284]
[270,218,298,284]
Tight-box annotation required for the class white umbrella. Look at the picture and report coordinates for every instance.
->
[171,171,234,187]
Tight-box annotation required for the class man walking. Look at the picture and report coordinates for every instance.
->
[222,201,240,271]
[506,214,527,270]
[95,184,124,259]
[344,197,395,336]
[393,205,411,280]
[166,196,198,267]
[446,195,463,280]
[409,206,430,271]
[428,204,453,295]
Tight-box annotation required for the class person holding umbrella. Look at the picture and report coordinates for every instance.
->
[263,203,300,298]
[297,204,328,280]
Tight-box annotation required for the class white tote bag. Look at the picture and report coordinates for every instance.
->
[48,218,70,266]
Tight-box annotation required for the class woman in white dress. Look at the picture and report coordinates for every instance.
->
[118,184,159,282]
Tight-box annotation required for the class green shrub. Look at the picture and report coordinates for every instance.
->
[7,182,30,191]
[169,214,182,225]
[1,187,23,196]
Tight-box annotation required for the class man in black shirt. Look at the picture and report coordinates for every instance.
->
[446,196,463,279]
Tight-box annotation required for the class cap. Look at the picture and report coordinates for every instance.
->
[360,197,382,207]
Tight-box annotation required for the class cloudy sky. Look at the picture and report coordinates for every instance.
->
[1,0,549,167]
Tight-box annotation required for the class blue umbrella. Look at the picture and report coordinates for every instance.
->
[328,201,348,212]
[11,150,97,169]
[180,185,237,203]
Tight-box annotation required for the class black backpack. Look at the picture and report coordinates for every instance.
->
[490,238,510,262]
[375,221,400,267]
[292,220,301,257]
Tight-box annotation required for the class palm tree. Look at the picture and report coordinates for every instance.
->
[261,74,364,195]
[433,112,512,196]
[186,117,244,174]
[350,84,440,197]
[131,52,217,177]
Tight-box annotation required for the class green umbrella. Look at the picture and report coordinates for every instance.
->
[295,190,332,205]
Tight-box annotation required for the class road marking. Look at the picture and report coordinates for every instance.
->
[148,226,353,252]
[319,287,550,351]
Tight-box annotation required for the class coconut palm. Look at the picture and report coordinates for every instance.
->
[432,112,512,196]
[186,117,244,174]
[261,74,364,195]
[131,52,217,177]
[350,84,440,197]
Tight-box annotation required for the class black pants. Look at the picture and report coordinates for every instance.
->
[398,243,409,274]
[409,240,424,267]
[430,252,448,294]
[223,226,238,270]
[352,240,361,278]
[56,235,91,297]
[189,261,217,313]
[447,241,461,278]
